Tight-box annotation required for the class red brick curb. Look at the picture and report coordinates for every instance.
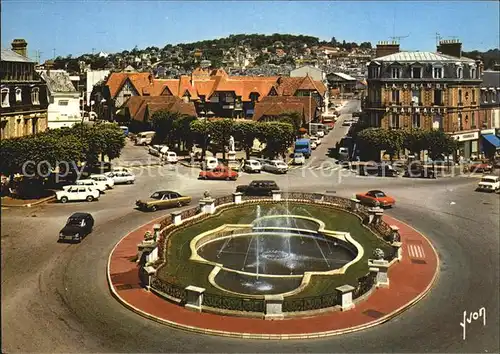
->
[107,214,439,339]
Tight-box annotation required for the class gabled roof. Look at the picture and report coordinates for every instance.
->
[253,96,318,124]
[105,72,153,98]
[374,51,475,63]
[1,48,34,63]
[124,96,197,122]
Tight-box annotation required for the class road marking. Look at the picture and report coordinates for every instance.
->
[408,244,426,259]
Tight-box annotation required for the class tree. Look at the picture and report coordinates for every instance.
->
[425,130,458,160]
[257,122,295,159]
[151,110,180,145]
[173,115,197,151]
[190,119,211,160]
[276,111,303,132]
[402,128,427,158]
[232,121,258,159]
[208,119,234,160]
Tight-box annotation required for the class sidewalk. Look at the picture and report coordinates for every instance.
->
[107,214,439,339]
[1,194,55,208]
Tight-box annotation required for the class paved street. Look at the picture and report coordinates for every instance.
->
[1,100,499,352]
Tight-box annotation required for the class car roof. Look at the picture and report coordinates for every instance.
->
[153,190,178,195]
[69,212,92,219]
[251,180,277,183]
[368,190,384,194]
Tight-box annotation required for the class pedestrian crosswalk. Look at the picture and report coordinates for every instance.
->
[407,243,426,259]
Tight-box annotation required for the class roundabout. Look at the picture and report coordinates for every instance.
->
[107,192,439,339]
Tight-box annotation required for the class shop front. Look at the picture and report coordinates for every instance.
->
[451,131,479,160]
[480,128,500,158]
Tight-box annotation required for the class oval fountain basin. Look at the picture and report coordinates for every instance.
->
[197,232,356,276]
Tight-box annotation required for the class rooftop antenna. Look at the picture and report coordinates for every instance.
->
[389,35,409,44]
[52,48,56,59]
[390,9,409,44]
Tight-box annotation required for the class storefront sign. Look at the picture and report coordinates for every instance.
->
[385,106,448,114]
[452,132,479,142]
[384,83,448,90]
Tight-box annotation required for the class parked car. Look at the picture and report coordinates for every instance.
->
[342,120,352,127]
[58,213,94,243]
[112,167,130,173]
[236,180,279,196]
[469,162,493,173]
[56,186,100,203]
[316,130,325,138]
[135,131,156,145]
[293,152,306,165]
[104,171,135,184]
[89,174,115,188]
[262,160,289,174]
[198,166,238,180]
[310,136,321,146]
[149,144,169,157]
[242,159,262,173]
[476,175,500,192]
[164,151,178,163]
[356,190,395,208]
[136,190,192,212]
[70,179,106,193]
[311,141,317,150]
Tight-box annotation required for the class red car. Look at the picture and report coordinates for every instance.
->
[355,190,396,208]
[469,162,492,173]
[198,166,238,181]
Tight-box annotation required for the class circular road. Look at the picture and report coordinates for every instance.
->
[2,104,499,352]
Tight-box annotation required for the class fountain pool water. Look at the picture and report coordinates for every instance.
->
[196,206,357,295]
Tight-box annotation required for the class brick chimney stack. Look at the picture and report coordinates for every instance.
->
[11,39,28,57]
[375,41,400,58]
[437,39,462,58]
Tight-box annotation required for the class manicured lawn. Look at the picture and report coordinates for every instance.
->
[156,202,392,298]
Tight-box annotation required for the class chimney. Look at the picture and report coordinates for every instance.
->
[437,39,462,58]
[11,38,28,57]
[375,41,400,58]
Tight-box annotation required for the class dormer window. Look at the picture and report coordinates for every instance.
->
[456,66,463,79]
[391,67,402,79]
[1,88,9,107]
[433,66,443,79]
[411,67,422,79]
[369,66,380,78]
[471,67,477,79]
[31,87,40,105]
[15,88,22,102]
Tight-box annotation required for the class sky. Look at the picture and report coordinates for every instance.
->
[2,1,499,62]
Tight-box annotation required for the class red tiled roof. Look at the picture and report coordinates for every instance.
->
[123,96,196,122]
[252,96,318,124]
[105,72,154,98]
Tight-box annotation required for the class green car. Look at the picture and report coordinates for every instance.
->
[136,190,191,212]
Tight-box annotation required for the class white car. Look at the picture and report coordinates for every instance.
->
[69,179,106,193]
[89,174,115,189]
[311,141,317,150]
[262,160,289,174]
[105,171,135,184]
[112,167,130,173]
[242,159,262,173]
[316,130,325,138]
[310,136,321,146]
[293,153,306,165]
[164,151,178,163]
[476,175,500,192]
[56,186,100,203]
[149,145,168,157]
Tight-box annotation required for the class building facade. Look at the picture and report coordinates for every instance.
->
[0,40,48,139]
[365,40,483,159]
[479,68,500,156]
[39,70,81,129]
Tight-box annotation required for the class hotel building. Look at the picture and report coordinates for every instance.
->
[365,40,484,159]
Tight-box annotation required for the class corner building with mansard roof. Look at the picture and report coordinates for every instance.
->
[365,40,484,159]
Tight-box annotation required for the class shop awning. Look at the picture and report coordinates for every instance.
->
[483,134,500,149]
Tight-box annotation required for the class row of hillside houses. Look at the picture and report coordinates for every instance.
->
[91,67,329,130]
[1,39,86,139]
